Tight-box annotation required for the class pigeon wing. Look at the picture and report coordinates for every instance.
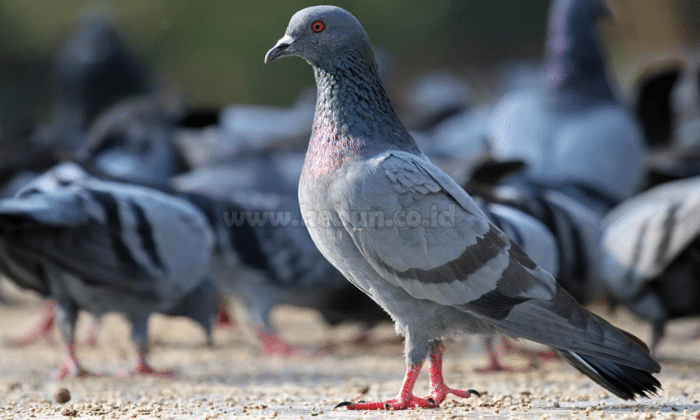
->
[338,151,658,371]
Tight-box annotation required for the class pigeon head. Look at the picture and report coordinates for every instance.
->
[543,0,616,104]
[266,6,420,175]
[265,6,373,69]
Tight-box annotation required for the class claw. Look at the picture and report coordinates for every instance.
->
[338,342,476,411]
[334,401,352,409]
[468,389,481,397]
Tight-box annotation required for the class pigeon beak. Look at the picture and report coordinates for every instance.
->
[265,34,296,63]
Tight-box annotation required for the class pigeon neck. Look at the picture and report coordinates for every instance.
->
[304,52,419,177]
[542,1,616,105]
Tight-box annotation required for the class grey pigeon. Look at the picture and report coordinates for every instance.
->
[51,13,150,144]
[0,162,214,378]
[266,5,660,409]
[466,169,605,306]
[77,95,189,188]
[487,0,647,205]
[598,175,700,351]
[175,189,390,355]
[404,71,474,131]
[171,152,302,200]
[468,187,562,371]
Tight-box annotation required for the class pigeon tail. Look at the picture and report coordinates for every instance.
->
[556,349,661,400]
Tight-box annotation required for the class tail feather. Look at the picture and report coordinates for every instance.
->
[556,349,661,400]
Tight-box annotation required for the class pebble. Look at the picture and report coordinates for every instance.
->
[54,388,71,404]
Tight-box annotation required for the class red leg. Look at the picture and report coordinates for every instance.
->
[213,307,234,329]
[501,336,558,361]
[115,344,174,377]
[255,327,327,357]
[427,342,478,404]
[79,317,99,348]
[338,363,438,410]
[6,300,57,346]
[475,337,531,373]
[52,339,91,380]
[338,342,478,410]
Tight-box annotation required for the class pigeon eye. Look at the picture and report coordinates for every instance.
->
[311,21,325,33]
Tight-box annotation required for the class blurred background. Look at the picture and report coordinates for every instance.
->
[0,0,698,139]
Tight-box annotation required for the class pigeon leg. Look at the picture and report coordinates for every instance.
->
[52,304,91,380]
[79,316,99,348]
[650,320,665,355]
[255,326,316,357]
[6,300,57,346]
[338,363,438,410]
[213,306,234,328]
[52,339,92,380]
[116,317,174,377]
[128,343,175,377]
[501,336,559,361]
[475,336,532,373]
[427,342,478,404]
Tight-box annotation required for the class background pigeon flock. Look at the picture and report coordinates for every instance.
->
[0,0,699,418]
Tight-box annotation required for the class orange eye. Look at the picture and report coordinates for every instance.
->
[311,20,325,33]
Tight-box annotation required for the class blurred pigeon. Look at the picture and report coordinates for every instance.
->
[212,88,316,160]
[7,12,151,189]
[404,71,474,131]
[467,166,606,305]
[487,0,647,205]
[50,13,150,152]
[174,189,390,355]
[170,152,301,200]
[0,162,214,378]
[634,60,682,149]
[266,5,660,409]
[636,49,700,187]
[669,48,700,148]
[468,186,561,371]
[76,95,190,188]
[598,175,700,351]
[7,275,218,349]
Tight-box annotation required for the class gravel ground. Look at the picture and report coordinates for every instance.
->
[1,282,699,420]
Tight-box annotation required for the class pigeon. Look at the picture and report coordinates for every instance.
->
[266,5,660,409]
[7,275,218,349]
[467,186,561,371]
[76,95,190,188]
[174,188,390,355]
[51,13,150,144]
[467,168,605,306]
[669,48,700,148]
[598,175,700,351]
[636,49,700,187]
[171,152,301,200]
[487,0,647,206]
[634,61,682,149]
[404,71,474,131]
[0,162,214,378]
